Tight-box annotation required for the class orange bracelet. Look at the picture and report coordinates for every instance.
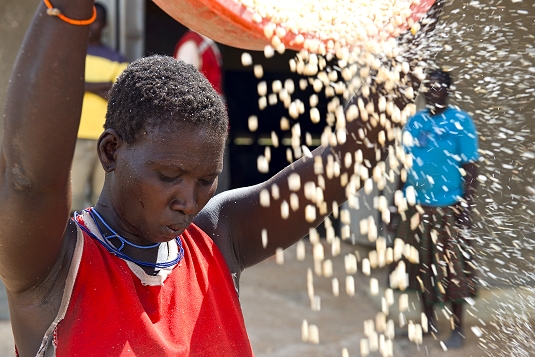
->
[44,0,97,26]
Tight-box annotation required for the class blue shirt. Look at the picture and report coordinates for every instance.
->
[403,106,479,206]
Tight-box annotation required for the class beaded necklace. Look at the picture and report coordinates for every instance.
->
[73,208,184,269]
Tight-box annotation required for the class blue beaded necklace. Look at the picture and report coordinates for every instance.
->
[73,208,184,269]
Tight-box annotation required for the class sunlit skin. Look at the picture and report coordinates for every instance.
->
[94,124,225,265]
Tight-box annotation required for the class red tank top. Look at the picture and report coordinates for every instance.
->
[40,211,253,356]
[174,31,223,95]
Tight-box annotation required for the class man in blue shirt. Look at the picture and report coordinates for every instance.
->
[391,69,479,348]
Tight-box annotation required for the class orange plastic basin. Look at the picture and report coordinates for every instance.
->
[153,0,436,51]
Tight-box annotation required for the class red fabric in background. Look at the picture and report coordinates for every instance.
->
[174,31,223,95]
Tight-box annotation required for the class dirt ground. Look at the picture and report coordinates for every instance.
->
[240,240,521,357]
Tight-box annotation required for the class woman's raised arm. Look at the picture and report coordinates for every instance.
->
[0,0,94,293]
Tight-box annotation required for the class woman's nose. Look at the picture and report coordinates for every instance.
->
[169,182,198,215]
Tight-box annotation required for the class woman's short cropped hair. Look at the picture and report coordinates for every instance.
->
[105,55,228,144]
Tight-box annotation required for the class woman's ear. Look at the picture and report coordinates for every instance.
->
[97,129,123,172]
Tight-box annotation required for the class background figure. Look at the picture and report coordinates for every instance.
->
[173,30,231,194]
[71,2,128,212]
[389,69,479,348]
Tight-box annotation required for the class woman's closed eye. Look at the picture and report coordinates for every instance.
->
[198,177,217,186]
[159,172,181,182]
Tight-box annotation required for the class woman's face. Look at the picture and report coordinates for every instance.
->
[108,124,225,245]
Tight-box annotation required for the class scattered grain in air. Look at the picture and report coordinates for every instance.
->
[272,80,282,93]
[440,341,448,351]
[284,78,295,94]
[362,258,371,276]
[332,277,340,297]
[341,347,349,357]
[308,324,319,344]
[399,294,409,312]
[240,52,253,66]
[307,267,314,298]
[364,178,373,195]
[275,247,284,265]
[264,146,271,162]
[381,296,389,316]
[286,148,293,163]
[359,217,369,236]
[322,259,333,278]
[385,289,394,306]
[311,295,321,312]
[405,185,416,206]
[301,320,309,342]
[309,94,319,108]
[261,229,268,248]
[296,240,306,261]
[315,185,325,204]
[280,200,289,219]
[399,313,407,328]
[259,189,270,207]
[314,259,322,277]
[258,96,267,110]
[360,339,370,357]
[287,172,301,191]
[299,78,308,90]
[253,64,264,79]
[251,12,262,23]
[383,339,394,357]
[414,324,423,345]
[408,321,415,342]
[363,319,374,336]
[257,155,269,173]
[376,312,386,333]
[471,326,483,338]
[305,204,316,222]
[310,107,321,123]
[368,250,378,269]
[346,275,355,297]
[345,253,357,274]
[268,93,278,106]
[368,331,379,352]
[367,217,378,242]
[421,313,428,333]
[386,320,395,340]
[257,81,267,96]
[289,193,299,211]
[271,131,279,148]
[271,183,280,200]
[289,102,299,119]
[263,45,275,58]
[280,116,290,130]
[248,115,258,132]
[370,278,379,296]
[332,237,341,257]
[341,224,350,241]
[326,226,335,244]
[309,228,320,245]
[313,242,324,262]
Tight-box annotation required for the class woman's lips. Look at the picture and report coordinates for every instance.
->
[166,225,187,235]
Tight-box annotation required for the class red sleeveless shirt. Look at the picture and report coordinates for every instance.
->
[36,211,253,356]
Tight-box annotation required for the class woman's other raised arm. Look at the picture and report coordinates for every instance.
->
[196,0,446,273]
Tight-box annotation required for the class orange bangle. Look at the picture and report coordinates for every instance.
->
[44,0,97,26]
